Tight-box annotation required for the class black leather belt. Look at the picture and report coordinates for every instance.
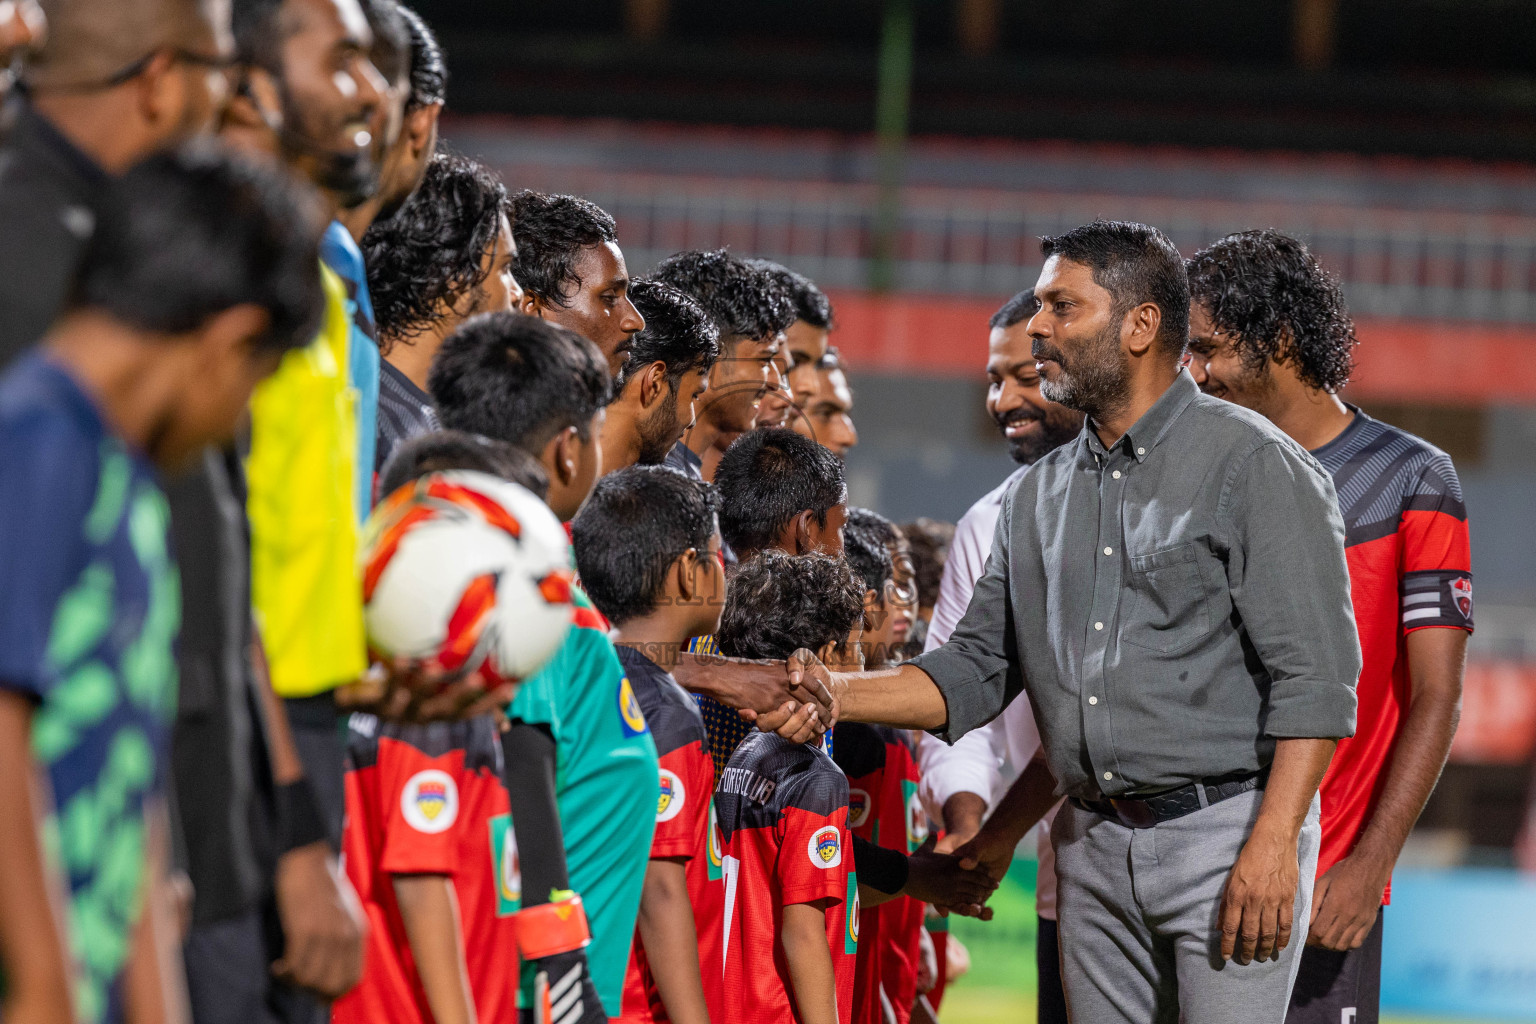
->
[1070,769,1267,829]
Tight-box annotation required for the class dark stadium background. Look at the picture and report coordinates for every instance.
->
[414,3,1536,1018]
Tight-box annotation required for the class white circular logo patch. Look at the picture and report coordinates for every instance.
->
[847,788,871,829]
[401,769,459,833]
[657,768,686,823]
[807,825,842,869]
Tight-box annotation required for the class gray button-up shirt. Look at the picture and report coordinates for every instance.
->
[911,371,1360,800]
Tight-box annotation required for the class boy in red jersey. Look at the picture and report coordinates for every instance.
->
[571,465,730,1024]
[715,551,868,1024]
[337,432,555,1024]
[837,510,928,1024]
[1188,230,1472,1024]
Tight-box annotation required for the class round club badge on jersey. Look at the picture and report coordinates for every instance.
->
[401,769,459,833]
[808,825,842,869]
[906,787,930,851]
[847,788,871,829]
[618,676,649,737]
[657,768,686,822]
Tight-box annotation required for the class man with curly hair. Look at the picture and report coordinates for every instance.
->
[363,151,521,471]
[651,249,794,481]
[1186,229,1472,1024]
[598,279,720,475]
[512,190,645,378]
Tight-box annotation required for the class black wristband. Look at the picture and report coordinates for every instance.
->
[852,835,909,895]
[276,778,330,854]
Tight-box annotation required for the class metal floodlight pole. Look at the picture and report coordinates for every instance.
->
[870,0,914,293]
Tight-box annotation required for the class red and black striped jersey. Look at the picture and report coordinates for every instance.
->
[717,732,857,1024]
[334,714,518,1024]
[1311,408,1473,896]
[614,645,721,1024]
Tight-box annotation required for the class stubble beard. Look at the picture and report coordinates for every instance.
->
[1038,320,1132,425]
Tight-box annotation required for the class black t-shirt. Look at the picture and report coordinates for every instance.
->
[168,448,279,924]
[0,98,109,367]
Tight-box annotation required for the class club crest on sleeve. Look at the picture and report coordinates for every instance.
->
[808,825,842,869]
[618,676,649,736]
[657,768,686,822]
[489,813,520,915]
[847,788,871,829]
[845,873,860,954]
[1451,576,1473,621]
[707,799,724,879]
[904,780,929,852]
[401,769,459,833]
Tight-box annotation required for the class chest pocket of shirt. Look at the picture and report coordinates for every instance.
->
[1122,542,1211,655]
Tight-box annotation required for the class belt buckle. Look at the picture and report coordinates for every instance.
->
[1108,798,1158,829]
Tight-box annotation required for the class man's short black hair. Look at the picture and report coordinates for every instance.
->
[378,429,549,499]
[747,259,833,330]
[717,551,864,661]
[430,312,611,452]
[1186,229,1356,392]
[509,191,618,307]
[1040,220,1189,355]
[395,3,445,109]
[650,249,796,342]
[572,466,720,626]
[713,428,845,556]
[232,0,286,72]
[622,278,720,390]
[990,288,1037,330]
[359,0,409,86]
[363,152,507,347]
[73,144,323,354]
[843,508,895,599]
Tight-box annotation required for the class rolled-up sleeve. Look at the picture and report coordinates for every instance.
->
[909,488,1022,743]
[1220,440,1360,740]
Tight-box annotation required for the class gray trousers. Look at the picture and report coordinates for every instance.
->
[1053,788,1321,1024]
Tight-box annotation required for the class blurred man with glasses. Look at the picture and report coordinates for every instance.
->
[0,0,235,363]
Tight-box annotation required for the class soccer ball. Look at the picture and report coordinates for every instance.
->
[361,470,574,687]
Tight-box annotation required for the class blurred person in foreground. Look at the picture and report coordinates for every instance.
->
[913,287,1082,1024]
[1187,229,1472,1024]
[0,0,233,363]
[0,146,323,1024]
[512,189,645,379]
[363,150,520,470]
[789,220,1362,1023]
[792,347,858,459]
[598,278,719,476]
[651,249,794,482]
[0,0,45,94]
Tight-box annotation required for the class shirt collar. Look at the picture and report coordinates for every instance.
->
[1082,369,1199,464]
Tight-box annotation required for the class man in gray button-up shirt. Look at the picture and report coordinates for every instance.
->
[787,220,1361,1022]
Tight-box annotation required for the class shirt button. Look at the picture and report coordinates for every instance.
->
[1103,546,1113,556]
[1112,470,1121,479]
[1094,621,1104,631]
[1137,447,1146,456]
[1089,696,1099,705]
[1103,771,1114,781]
